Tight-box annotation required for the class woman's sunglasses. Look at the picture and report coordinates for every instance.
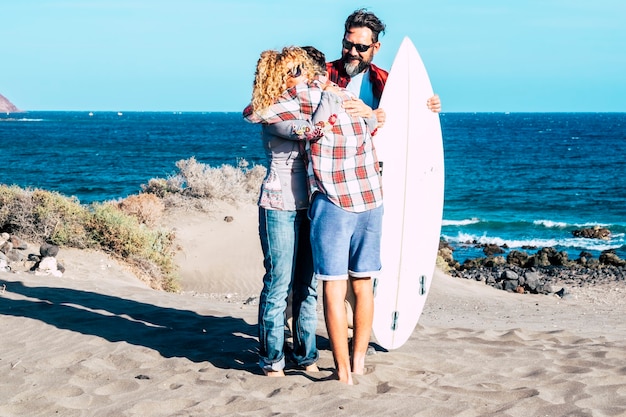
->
[288,65,302,78]
[342,39,375,53]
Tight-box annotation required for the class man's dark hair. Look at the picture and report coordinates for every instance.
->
[344,9,386,42]
[301,46,326,76]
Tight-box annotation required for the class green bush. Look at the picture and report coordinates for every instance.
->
[0,185,89,246]
[86,202,179,291]
[32,189,91,247]
[0,185,178,292]
[0,158,266,292]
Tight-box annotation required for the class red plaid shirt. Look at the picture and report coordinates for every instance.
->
[326,60,388,107]
[308,88,382,212]
[243,82,322,125]
[243,81,382,213]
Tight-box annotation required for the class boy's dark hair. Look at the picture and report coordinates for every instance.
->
[344,9,386,42]
[301,46,326,76]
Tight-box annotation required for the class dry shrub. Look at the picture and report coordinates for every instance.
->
[141,177,184,198]
[86,202,178,291]
[117,193,165,227]
[141,157,266,207]
[160,193,215,212]
[246,164,266,190]
[0,185,90,247]
[32,189,91,247]
[0,185,35,234]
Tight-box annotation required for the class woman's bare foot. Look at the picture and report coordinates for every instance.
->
[304,363,320,372]
[263,369,285,377]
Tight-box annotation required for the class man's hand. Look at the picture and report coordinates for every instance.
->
[373,108,386,129]
[427,94,441,113]
[342,98,373,120]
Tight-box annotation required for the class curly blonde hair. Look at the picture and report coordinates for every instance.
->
[250,46,316,112]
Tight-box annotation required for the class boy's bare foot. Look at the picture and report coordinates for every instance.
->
[351,356,366,375]
[337,369,354,385]
[263,369,285,377]
[304,363,319,372]
[352,365,375,375]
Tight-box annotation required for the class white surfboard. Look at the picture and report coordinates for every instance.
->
[371,37,445,350]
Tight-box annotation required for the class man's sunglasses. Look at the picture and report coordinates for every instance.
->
[342,39,375,53]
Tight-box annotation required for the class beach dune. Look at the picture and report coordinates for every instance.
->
[1,202,625,416]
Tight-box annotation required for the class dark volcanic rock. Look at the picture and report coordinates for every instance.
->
[572,226,611,240]
[482,243,505,256]
[507,250,530,267]
[440,240,626,298]
[599,250,626,267]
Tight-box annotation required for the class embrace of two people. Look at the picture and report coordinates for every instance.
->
[243,9,441,385]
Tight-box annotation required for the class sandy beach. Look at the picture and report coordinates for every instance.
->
[1,201,625,416]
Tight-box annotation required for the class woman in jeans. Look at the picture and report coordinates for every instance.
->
[243,48,320,376]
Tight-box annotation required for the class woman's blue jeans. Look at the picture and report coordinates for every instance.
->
[258,207,318,371]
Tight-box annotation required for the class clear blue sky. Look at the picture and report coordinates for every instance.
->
[2,0,625,112]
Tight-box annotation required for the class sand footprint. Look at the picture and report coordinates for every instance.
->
[440,384,540,403]
[38,351,92,369]
[45,385,96,410]
[45,385,84,398]
[93,380,140,396]
[125,398,200,416]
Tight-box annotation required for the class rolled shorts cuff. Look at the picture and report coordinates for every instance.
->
[316,272,349,282]
[348,269,381,279]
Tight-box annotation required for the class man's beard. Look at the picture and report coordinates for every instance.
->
[343,55,371,77]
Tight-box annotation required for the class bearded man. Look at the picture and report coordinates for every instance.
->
[327,8,441,126]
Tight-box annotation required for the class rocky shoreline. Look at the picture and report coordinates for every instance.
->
[439,225,626,298]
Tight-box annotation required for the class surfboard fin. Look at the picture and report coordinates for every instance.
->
[391,311,399,331]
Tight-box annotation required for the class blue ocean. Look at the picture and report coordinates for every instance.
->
[1,111,625,263]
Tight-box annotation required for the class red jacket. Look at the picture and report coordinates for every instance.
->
[326,59,388,104]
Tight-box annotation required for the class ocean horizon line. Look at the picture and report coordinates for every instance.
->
[3,110,625,115]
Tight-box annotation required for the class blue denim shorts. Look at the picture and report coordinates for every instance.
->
[309,193,383,281]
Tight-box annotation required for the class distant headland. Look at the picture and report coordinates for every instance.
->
[0,93,21,112]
